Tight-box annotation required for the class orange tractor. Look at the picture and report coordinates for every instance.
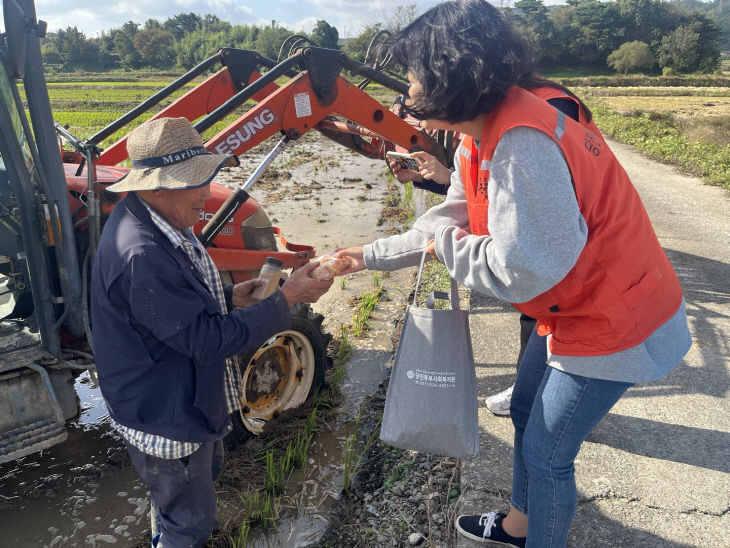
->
[0,0,445,461]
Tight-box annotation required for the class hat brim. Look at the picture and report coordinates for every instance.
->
[106,153,239,193]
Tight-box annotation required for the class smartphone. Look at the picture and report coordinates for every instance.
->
[386,151,420,172]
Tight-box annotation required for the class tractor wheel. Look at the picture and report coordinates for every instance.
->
[227,303,330,445]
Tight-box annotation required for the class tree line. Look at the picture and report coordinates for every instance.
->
[41,0,727,75]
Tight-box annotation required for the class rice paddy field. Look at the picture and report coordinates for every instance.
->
[571,80,730,189]
[23,78,245,150]
[22,71,730,189]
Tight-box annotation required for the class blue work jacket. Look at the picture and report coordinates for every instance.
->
[90,192,291,442]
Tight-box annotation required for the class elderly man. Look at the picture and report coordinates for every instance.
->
[90,117,332,547]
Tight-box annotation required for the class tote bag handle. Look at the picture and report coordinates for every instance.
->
[412,247,460,311]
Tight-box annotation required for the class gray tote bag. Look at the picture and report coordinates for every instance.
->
[380,250,479,457]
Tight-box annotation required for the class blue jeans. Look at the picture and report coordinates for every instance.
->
[510,328,633,548]
[125,439,224,548]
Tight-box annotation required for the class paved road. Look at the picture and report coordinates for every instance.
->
[458,140,730,547]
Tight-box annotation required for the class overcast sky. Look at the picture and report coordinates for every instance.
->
[31,0,454,39]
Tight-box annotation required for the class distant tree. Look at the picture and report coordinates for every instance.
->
[513,0,551,29]
[311,20,339,49]
[40,35,62,67]
[120,21,140,39]
[163,13,202,40]
[228,25,259,50]
[571,0,625,66]
[657,20,720,73]
[658,24,701,73]
[253,25,294,60]
[143,19,162,30]
[616,0,672,47]
[680,14,722,73]
[96,32,120,70]
[607,40,655,73]
[113,22,141,69]
[342,23,383,63]
[511,0,554,64]
[545,5,583,68]
[176,33,206,69]
[55,27,97,71]
[388,4,419,31]
[202,14,231,34]
[132,28,175,69]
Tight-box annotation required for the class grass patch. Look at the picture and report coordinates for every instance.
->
[557,74,730,88]
[587,100,730,190]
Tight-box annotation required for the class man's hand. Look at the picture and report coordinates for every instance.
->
[279,262,333,306]
[332,247,366,274]
[232,279,266,308]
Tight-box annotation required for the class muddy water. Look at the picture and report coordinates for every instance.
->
[0,133,412,547]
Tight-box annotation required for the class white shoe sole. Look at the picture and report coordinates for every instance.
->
[455,521,520,546]
[485,402,511,416]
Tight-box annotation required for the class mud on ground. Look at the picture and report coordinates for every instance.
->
[313,379,461,548]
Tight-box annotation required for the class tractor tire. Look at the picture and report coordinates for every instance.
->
[226,303,330,446]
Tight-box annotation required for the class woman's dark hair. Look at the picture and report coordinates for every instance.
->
[386,0,536,123]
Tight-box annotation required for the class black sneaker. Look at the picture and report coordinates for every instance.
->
[455,512,526,547]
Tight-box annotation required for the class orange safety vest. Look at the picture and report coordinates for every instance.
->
[529,86,602,135]
[459,86,683,356]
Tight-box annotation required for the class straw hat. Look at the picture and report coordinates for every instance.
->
[106,117,239,193]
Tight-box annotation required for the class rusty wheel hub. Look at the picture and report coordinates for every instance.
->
[239,329,315,434]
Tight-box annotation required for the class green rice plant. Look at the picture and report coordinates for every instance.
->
[263,448,291,494]
[372,271,381,287]
[329,323,351,389]
[352,286,384,336]
[399,181,416,229]
[304,406,318,437]
[262,427,314,494]
[287,429,314,470]
[342,412,382,495]
[242,489,278,529]
[339,276,347,290]
[230,523,250,548]
[403,180,414,207]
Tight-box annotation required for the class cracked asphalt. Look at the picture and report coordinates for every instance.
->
[457,140,730,547]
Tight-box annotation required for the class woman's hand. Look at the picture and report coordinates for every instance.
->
[389,159,423,184]
[332,247,366,274]
[411,151,452,186]
[231,279,266,308]
[426,239,441,263]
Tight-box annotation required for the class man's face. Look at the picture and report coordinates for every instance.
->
[148,184,211,230]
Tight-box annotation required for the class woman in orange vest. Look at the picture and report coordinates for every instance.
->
[334,1,691,546]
